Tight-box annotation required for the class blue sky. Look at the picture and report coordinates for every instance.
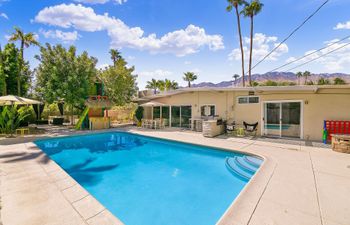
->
[1,0,350,89]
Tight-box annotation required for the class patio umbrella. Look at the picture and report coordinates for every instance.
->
[0,95,42,106]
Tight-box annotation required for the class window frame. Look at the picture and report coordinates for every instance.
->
[200,104,216,117]
[237,96,260,104]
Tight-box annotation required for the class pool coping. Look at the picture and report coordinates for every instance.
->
[19,141,124,225]
[1,128,275,225]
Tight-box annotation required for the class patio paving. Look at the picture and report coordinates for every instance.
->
[0,127,349,225]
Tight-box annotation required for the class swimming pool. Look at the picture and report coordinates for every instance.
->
[35,132,262,225]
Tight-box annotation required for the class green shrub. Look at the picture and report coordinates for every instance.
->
[0,105,30,135]
[135,106,144,122]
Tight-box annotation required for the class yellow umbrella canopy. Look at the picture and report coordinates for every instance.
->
[0,95,42,106]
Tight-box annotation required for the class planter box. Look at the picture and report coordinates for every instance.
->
[331,134,350,154]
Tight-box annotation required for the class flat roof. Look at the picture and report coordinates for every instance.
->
[135,85,350,101]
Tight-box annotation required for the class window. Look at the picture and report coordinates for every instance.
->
[201,105,215,116]
[153,106,161,119]
[238,96,260,104]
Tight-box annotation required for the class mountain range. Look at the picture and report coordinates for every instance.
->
[191,72,350,88]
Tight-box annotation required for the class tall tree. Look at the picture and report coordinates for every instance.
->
[157,79,165,91]
[303,71,311,85]
[0,44,5,95]
[146,79,159,94]
[161,79,178,91]
[227,0,247,87]
[109,49,122,66]
[183,72,198,88]
[317,77,330,85]
[35,44,97,123]
[1,43,31,96]
[296,72,303,85]
[2,43,19,96]
[99,51,138,105]
[334,77,346,85]
[242,0,263,86]
[9,27,39,96]
[233,74,240,86]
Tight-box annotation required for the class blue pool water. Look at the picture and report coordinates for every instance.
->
[35,132,262,225]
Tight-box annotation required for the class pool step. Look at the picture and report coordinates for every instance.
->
[234,157,256,175]
[243,156,263,169]
[225,156,263,181]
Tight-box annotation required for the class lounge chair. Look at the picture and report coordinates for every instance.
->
[243,122,258,136]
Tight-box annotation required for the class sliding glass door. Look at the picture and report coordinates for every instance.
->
[171,106,192,128]
[264,103,281,137]
[264,102,302,138]
[180,106,192,128]
[171,106,181,127]
[281,102,301,138]
[162,106,170,126]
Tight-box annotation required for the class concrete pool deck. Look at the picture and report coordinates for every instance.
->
[1,128,350,225]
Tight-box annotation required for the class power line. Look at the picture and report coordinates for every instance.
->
[248,0,330,74]
[265,35,350,73]
[284,41,350,72]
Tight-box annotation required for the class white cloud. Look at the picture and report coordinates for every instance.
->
[40,29,80,43]
[334,21,350,30]
[97,63,110,69]
[228,33,288,62]
[286,38,350,71]
[184,61,192,65]
[139,69,173,78]
[114,0,127,4]
[0,13,8,20]
[74,0,127,4]
[127,56,135,60]
[34,4,224,56]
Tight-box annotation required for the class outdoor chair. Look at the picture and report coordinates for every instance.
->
[153,119,161,129]
[226,121,236,135]
[142,119,151,129]
[159,119,166,129]
[243,122,259,136]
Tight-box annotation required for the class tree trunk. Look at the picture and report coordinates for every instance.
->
[188,81,191,88]
[18,41,24,96]
[235,6,245,87]
[248,16,254,86]
[71,105,74,125]
[0,45,6,95]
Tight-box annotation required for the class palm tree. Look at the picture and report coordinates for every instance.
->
[146,79,159,94]
[233,74,240,86]
[242,0,263,86]
[183,72,198,88]
[303,71,311,85]
[9,27,39,96]
[296,72,303,85]
[109,49,122,65]
[164,79,176,91]
[169,80,179,90]
[227,0,247,87]
[157,80,165,91]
